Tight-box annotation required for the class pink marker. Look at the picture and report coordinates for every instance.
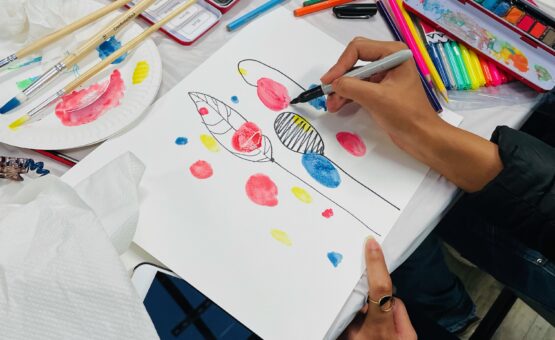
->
[487,60,503,86]
[387,0,431,82]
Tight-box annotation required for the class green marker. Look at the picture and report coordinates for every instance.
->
[443,41,465,90]
[450,41,471,90]
[303,0,326,6]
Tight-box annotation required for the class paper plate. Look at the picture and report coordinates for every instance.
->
[0,0,162,150]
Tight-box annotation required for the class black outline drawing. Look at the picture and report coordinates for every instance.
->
[237,59,400,211]
[188,91,381,237]
[274,112,400,211]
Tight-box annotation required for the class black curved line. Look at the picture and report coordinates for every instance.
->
[273,161,381,237]
[328,158,400,211]
[274,112,325,155]
[237,59,307,91]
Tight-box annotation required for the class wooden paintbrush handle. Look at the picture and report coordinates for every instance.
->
[64,0,197,93]
[64,0,157,68]
[17,0,130,59]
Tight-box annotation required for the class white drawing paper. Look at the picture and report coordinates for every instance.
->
[63,8,462,340]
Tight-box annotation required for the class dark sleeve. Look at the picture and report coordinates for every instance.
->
[467,126,555,260]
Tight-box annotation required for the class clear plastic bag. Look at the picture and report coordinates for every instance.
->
[443,82,542,112]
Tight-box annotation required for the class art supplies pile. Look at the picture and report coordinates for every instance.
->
[63,8,463,339]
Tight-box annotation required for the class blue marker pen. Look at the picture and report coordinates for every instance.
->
[227,0,286,32]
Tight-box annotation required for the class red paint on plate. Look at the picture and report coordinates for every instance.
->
[245,173,278,207]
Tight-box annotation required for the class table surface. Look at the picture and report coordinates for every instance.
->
[2,0,554,338]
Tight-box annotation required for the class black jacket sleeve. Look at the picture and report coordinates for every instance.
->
[467,126,555,261]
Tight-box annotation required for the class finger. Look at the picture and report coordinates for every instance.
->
[321,39,408,84]
[392,299,417,339]
[332,77,382,106]
[326,94,351,113]
[365,237,393,312]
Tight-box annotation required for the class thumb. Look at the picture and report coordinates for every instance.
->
[332,77,382,105]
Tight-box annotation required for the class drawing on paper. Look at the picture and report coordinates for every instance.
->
[0,156,49,181]
[188,91,381,235]
[189,160,213,179]
[274,112,399,210]
[237,59,327,112]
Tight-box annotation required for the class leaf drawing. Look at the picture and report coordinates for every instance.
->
[188,91,382,236]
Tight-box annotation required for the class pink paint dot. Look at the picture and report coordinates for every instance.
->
[198,107,209,115]
[245,173,278,207]
[322,209,334,218]
[189,160,213,179]
[256,78,290,111]
[232,121,262,153]
[336,132,367,157]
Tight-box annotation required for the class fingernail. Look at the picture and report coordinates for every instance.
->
[366,236,379,250]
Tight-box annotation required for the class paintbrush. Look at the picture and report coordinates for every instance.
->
[0,0,158,115]
[9,0,198,129]
[0,0,131,72]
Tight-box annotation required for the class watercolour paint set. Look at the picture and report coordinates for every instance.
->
[126,0,242,45]
[403,0,555,92]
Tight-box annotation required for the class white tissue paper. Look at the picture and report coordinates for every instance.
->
[0,152,159,340]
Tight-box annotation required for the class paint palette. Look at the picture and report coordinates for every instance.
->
[0,0,162,150]
[404,0,555,91]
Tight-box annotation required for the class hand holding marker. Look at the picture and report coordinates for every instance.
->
[290,50,413,104]
[0,0,158,115]
[9,0,198,129]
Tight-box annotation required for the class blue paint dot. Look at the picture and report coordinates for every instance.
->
[97,36,128,64]
[308,84,327,111]
[302,153,341,188]
[327,251,343,267]
[175,137,188,145]
[231,95,239,104]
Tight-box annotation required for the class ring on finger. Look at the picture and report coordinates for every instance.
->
[367,294,395,312]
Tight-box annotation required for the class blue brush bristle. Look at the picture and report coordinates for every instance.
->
[0,97,21,114]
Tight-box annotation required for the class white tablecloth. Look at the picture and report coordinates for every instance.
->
[2,0,554,338]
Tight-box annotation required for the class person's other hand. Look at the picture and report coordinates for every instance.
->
[339,237,416,340]
[321,38,443,153]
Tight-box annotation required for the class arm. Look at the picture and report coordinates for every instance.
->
[321,38,502,193]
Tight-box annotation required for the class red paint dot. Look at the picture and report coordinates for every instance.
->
[198,107,209,115]
[336,132,367,157]
[232,121,262,153]
[189,160,213,179]
[322,208,334,218]
[245,173,278,207]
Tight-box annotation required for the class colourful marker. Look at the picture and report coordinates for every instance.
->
[437,42,456,90]
[459,44,480,90]
[303,0,326,6]
[427,43,451,90]
[487,59,503,86]
[443,41,465,90]
[386,0,431,84]
[227,0,286,31]
[450,41,471,90]
[469,49,486,86]
[479,56,494,86]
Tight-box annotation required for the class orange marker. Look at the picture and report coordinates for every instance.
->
[294,0,353,17]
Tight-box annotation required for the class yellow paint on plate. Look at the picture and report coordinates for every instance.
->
[200,134,220,152]
[239,67,248,76]
[291,186,312,204]
[132,61,150,85]
[270,229,292,246]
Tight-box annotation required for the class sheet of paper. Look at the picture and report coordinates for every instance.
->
[63,8,462,339]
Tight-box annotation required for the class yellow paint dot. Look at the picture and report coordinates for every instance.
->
[200,134,220,152]
[292,115,312,132]
[271,229,292,246]
[239,67,248,76]
[291,186,312,204]
[132,61,150,84]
